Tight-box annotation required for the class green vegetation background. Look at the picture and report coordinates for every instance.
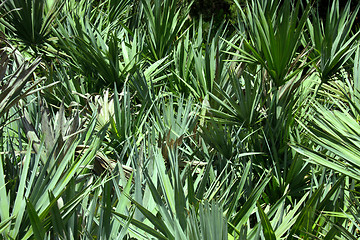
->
[1,0,360,239]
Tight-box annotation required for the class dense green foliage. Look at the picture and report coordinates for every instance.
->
[1,0,360,239]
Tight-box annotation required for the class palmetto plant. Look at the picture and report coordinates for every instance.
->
[209,0,314,204]
[1,0,64,54]
[0,43,42,123]
[142,0,191,61]
[53,0,137,91]
[305,0,360,83]
[231,0,310,88]
[0,96,105,239]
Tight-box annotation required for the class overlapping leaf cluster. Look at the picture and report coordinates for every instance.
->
[1,0,360,239]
